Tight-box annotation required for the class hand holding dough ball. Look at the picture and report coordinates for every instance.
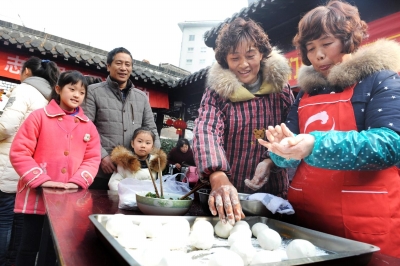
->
[251,223,268,237]
[214,220,233,238]
[106,214,133,237]
[230,241,256,265]
[257,228,281,250]
[208,249,244,266]
[286,239,316,259]
[250,250,281,265]
[117,224,146,249]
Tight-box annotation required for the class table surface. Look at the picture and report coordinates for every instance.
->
[42,188,400,266]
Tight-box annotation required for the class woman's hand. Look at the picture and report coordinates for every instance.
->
[65,183,79,189]
[101,156,116,174]
[244,159,273,190]
[208,171,245,225]
[175,163,181,170]
[259,134,315,160]
[41,181,67,189]
[265,123,295,143]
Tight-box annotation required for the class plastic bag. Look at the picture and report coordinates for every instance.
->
[117,174,192,210]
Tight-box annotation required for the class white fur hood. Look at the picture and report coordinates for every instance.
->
[206,49,291,100]
[298,39,400,92]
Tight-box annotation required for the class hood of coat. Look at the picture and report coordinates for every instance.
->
[22,76,52,101]
[44,99,90,122]
[298,39,400,92]
[206,48,291,102]
[111,145,167,173]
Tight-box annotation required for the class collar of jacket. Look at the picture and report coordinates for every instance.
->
[22,76,52,101]
[298,39,400,92]
[206,48,291,102]
[106,76,134,91]
[44,99,90,122]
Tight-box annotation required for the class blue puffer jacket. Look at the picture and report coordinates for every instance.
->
[272,39,400,170]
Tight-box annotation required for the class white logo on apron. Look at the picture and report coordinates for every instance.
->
[304,111,335,133]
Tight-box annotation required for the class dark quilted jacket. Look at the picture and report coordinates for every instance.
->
[82,76,160,163]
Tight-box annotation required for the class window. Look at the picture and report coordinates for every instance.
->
[189,35,195,41]
[199,59,206,64]
[200,47,207,53]
[188,47,194,52]
[186,59,192,65]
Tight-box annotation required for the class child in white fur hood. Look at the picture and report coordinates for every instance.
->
[108,128,167,191]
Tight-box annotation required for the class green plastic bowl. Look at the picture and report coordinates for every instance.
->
[136,192,193,216]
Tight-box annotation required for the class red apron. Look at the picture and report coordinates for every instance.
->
[288,85,400,257]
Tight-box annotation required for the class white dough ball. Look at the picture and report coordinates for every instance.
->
[234,220,250,228]
[159,251,194,266]
[230,241,256,265]
[174,218,191,236]
[229,226,252,238]
[106,214,132,237]
[192,220,214,235]
[208,249,244,266]
[214,221,233,238]
[250,250,281,265]
[251,223,269,237]
[257,228,281,250]
[117,224,146,249]
[157,222,188,250]
[190,228,214,250]
[286,239,316,259]
[140,242,169,266]
[139,220,163,238]
[228,231,252,246]
[273,249,288,261]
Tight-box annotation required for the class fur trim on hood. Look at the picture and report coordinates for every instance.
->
[298,39,400,92]
[206,48,291,99]
[110,146,167,173]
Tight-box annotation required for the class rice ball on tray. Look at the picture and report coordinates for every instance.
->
[257,228,282,250]
[286,239,317,259]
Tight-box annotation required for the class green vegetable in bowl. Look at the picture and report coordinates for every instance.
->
[144,192,189,200]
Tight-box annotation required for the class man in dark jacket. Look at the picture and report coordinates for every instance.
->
[82,47,160,189]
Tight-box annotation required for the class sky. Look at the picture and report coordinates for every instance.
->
[0,0,248,67]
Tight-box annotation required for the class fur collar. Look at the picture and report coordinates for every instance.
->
[298,39,400,92]
[110,145,167,173]
[206,48,291,101]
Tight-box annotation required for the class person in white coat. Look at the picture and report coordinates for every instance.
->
[0,57,59,266]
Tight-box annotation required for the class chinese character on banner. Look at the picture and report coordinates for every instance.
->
[4,56,25,74]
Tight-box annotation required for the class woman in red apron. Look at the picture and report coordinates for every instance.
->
[259,0,400,257]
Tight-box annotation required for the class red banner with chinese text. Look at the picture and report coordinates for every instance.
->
[0,52,105,81]
[285,12,400,87]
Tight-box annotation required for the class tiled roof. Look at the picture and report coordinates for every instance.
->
[0,20,187,88]
[174,66,209,88]
[203,0,400,51]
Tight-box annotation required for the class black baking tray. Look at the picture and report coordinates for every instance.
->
[89,215,379,266]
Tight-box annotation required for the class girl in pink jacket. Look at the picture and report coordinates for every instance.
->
[10,70,101,266]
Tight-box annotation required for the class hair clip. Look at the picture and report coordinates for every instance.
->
[41,59,50,63]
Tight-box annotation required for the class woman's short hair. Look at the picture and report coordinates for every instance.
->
[293,0,368,66]
[176,138,190,149]
[214,17,272,69]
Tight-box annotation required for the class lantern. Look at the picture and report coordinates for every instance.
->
[165,118,174,126]
[173,118,187,135]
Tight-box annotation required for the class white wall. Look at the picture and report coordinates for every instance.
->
[178,21,220,73]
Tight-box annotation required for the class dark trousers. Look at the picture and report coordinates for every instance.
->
[0,191,23,266]
[16,214,56,266]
